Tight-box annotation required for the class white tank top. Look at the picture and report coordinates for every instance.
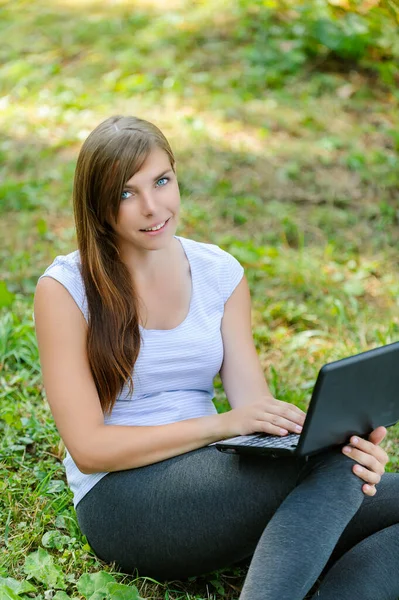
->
[38,235,244,507]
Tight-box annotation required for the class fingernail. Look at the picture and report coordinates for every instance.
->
[280,429,288,435]
[296,425,303,432]
[343,446,352,453]
[352,437,359,444]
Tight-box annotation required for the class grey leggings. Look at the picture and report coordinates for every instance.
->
[76,445,399,599]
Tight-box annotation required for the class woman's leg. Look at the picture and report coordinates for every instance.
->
[76,446,305,579]
[76,443,368,599]
[309,472,399,599]
[321,472,399,567]
[239,447,365,600]
[311,524,399,599]
[76,443,398,599]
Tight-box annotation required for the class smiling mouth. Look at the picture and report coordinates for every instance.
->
[140,218,170,232]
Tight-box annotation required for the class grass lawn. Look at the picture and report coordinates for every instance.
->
[1,0,398,598]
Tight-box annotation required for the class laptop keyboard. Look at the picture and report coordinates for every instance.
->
[220,433,300,449]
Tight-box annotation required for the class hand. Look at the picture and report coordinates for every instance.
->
[342,426,389,497]
[221,396,306,439]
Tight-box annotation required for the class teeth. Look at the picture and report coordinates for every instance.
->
[143,220,166,232]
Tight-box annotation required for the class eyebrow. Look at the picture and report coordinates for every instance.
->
[124,169,172,190]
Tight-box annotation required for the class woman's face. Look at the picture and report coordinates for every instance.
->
[110,145,180,253]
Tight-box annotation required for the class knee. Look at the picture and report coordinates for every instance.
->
[299,447,365,500]
[307,447,356,476]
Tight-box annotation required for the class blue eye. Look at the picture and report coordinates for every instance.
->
[121,190,132,200]
[156,177,169,187]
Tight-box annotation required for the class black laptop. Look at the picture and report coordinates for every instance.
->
[215,341,399,459]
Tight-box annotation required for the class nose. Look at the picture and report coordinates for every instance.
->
[140,190,157,216]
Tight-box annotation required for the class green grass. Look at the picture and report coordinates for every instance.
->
[1,0,399,598]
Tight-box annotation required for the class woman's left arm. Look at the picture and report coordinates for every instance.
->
[219,273,390,497]
[342,426,390,497]
[219,274,276,406]
[219,275,306,429]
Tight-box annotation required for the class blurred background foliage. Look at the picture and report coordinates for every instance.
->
[1,0,399,598]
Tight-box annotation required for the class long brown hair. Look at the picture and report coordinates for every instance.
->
[73,115,175,414]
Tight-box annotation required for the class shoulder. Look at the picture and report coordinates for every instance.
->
[39,249,82,278]
[177,235,239,265]
[36,249,88,322]
[177,236,244,304]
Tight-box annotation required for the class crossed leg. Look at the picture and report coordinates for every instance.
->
[309,472,399,599]
[76,446,399,600]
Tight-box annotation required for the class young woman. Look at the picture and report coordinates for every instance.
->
[34,115,399,600]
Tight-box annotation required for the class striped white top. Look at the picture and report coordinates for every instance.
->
[38,235,244,507]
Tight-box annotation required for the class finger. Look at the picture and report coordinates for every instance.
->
[256,417,302,436]
[287,407,306,425]
[342,446,385,476]
[368,426,387,445]
[352,463,382,486]
[281,403,307,420]
[348,435,389,466]
[255,420,291,437]
[359,436,388,464]
[262,413,303,434]
[362,483,377,497]
[268,400,307,425]
[275,398,307,418]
